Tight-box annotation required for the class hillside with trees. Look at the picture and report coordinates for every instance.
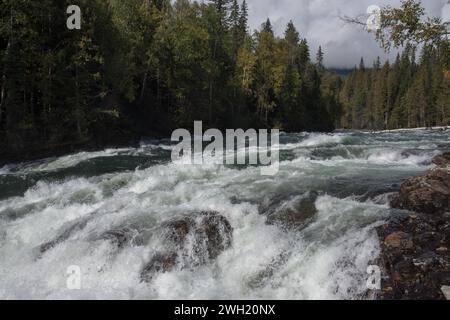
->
[0,0,341,162]
[340,0,450,130]
[340,46,450,130]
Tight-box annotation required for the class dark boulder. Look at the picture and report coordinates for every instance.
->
[162,218,194,246]
[432,152,450,167]
[198,213,233,260]
[140,252,178,282]
[378,152,450,299]
[141,212,232,282]
[377,213,450,300]
[391,167,450,215]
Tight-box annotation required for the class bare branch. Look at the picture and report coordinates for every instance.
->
[339,15,367,29]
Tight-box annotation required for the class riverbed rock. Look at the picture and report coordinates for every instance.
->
[384,231,414,250]
[377,213,450,300]
[39,217,91,254]
[265,192,318,231]
[140,252,178,282]
[432,152,450,167]
[101,227,144,248]
[141,212,232,282]
[379,152,450,299]
[198,213,233,260]
[390,167,450,215]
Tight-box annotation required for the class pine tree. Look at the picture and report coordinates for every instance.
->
[209,0,231,30]
[239,0,248,36]
[316,46,324,72]
[298,39,310,73]
[284,21,300,65]
[261,18,273,35]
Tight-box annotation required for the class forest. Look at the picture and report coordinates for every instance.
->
[0,0,341,162]
[0,0,449,162]
[340,46,450,130]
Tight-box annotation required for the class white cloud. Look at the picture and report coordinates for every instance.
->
[442,2,450,22]
[245,0,449,68]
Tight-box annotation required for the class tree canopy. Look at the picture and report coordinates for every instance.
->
[0,0,341,161]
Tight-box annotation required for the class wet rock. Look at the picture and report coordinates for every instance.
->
[265,192,318,231]
[384,232,413,250]
[198,213,233,260]
[140,252,178,282]
[162,218,194,246]
[141,212,232,282]
[432,152,450,167]
[246,251,291,289]
[377,213,450,300]
[391,167,450,215]
[391,152,450,216]
[96,216,157,249]
[101,227,144,248]
[39,218,90,254]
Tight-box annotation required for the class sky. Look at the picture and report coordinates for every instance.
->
[244,0,450,68]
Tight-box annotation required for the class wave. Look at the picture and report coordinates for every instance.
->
[1,130,450,299]
[298,133,350,147]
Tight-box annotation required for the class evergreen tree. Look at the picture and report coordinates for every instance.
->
[316,46,324,72]
[261,18,273,35]
[239,0,248,36]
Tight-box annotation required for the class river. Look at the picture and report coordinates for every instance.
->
[0,130,449,299]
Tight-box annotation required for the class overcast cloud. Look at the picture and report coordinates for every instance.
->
[245,0,450,68]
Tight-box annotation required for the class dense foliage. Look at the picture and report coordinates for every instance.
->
[0,0,341,160]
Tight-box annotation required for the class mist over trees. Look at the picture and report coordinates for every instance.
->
[0,0,340,160]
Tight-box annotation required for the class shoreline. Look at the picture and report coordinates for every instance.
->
[336,126,449,134]
[2,126,448,167]
[377,152,450,300]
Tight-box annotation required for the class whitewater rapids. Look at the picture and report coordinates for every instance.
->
[0,130,449,299]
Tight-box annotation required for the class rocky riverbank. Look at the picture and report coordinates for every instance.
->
[378,153,450,300]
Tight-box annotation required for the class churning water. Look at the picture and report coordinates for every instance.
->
[0,130,449,299]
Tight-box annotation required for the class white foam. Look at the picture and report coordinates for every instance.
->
[1,129,449,299]
[299,133,347,147]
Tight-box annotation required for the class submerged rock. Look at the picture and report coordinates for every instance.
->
[198,213,233,260]
[39,218,91,254]
[140,252,178,282]
[265,192,318,231]
[246,251,291,289]
[141,212,232,282]
[101,227,144,248]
